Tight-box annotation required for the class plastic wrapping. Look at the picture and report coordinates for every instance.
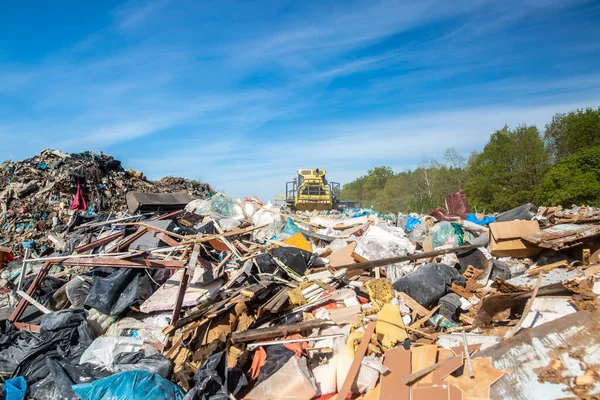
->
[393,263,466,308]
[466,213,495,225]
[84,268,153,315]
[185,199,212,216]
[246,356,318,400]
[79,336,144,368]
[252,206,286,242]
[65,275,93,308]
[72,370,184,400]
[111,353,172,378]
[496,203,537,222]
[210,193,244,220]
[430,221,459,248]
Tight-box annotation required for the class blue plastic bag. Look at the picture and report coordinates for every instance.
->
[2,376,27,400]
[404,217,422,232]
[466,213,495,226]
[282,218,300,235]
[72,370,184,400]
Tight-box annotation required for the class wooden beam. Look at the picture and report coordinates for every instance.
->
[171,242,200,324]
[16,290,51,314]
[231,319,335,343]
[332,244,481,271]
[63,257,185,268]
[505,271,544,339]
[9,262,52,323]
[73,231,123,254]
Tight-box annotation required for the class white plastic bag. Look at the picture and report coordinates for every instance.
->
[79,336,143,368]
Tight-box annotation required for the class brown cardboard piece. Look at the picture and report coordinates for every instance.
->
[379,347,410,400]
[489,220,541,258]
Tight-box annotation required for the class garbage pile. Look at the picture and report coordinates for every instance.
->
[0,166,599,399]
[0,149,212,256]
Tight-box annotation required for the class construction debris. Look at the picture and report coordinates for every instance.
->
[0,153,599,399]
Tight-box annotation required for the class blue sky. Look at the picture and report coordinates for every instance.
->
[1,0,600,200]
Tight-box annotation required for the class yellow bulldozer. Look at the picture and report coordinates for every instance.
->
[285,169,341,211]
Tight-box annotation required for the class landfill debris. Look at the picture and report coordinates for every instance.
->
[0,150,600,399]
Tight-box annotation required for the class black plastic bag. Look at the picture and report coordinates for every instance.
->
[65,276,94,308]
[496,203,537,222]
[84,268,153,315]
[112,352,172,378]
[256,247,314,278]
[393,263,466,308]
[254,344,295,386]
[183,351,247,400]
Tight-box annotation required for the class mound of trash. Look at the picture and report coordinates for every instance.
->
[0,149,212,255]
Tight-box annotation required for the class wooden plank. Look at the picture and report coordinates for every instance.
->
[398,292,429,318]
[171,242,200,325]
[403,358,454,384]
[412,384,450,400]
[155,232,180,247]
[9,261,51,323]
[63,257,185,268]
[16,290,51,314]
[335,321,376,400]
[333,244,481,271]
[379,347,410,400]
[73,231,123,254]
[411,345,438,384]
[526,260,567,276]
[232,319,335,343]
[432,356,464,382]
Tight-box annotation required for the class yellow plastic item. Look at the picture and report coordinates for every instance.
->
[283,232,312,252]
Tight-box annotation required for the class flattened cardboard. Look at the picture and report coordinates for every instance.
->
[489,220,541,258]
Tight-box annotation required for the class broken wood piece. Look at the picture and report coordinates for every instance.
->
[246,333,344,349]
[526,260,568,276]
[16,290,51,314]
[171,242,200,325]
[335,321,376,400]
[73,231,123,254]
[505,271,544,339]
[410,305,441,329]
[462,330,475,378]
[403,357,457,385]
[63,257,185,269]
[231,319,335,343]
[398,292,430,318]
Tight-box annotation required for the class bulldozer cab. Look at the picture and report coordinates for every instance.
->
[286,169,340,211]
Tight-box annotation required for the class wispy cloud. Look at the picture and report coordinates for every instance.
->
[0,0,599,201]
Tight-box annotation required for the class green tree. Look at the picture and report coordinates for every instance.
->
[545,107,600,160]
[465,125,549,211]
[537,145,600,206]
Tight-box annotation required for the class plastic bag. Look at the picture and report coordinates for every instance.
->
[111,353,172,378]
[185,199,212,216]
[393,263,466,308]
[404,217,421,232]
[210,193,244,220]
[246,356,318,400]
[217,218,241,232]
[255,247,315,278]
[79,336,144,368]
[84,268,153,315]
[496,203,537,222]
[252,206,286,242]
[183,351,247,400]
[65,276,93,308]
[466,213,495,225]
[2,376,26,400]
[72,370,184,400]
[430,221,459,248]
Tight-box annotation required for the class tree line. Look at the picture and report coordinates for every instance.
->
[340,107,600,214]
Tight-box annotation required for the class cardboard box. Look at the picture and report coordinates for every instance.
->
[489,220,541,258]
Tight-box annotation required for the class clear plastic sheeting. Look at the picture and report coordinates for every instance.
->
[430,221,459,248]
[72,370,184,400]
[355,225,415,282]
[79,336,144,368]
[246,356,318,400]
[210,193,245,221]
[252,205,286,242]
[185,198,212,216]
